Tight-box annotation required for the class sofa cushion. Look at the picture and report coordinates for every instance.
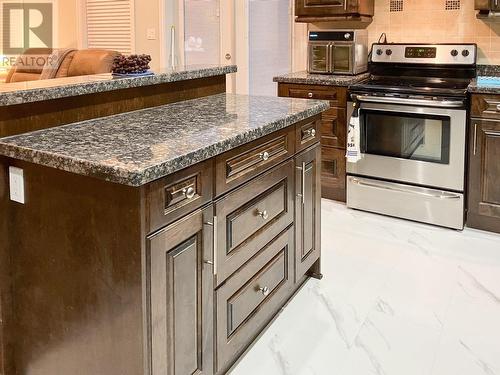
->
[67,49,119,76]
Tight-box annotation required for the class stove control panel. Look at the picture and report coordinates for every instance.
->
[371,44,477,65]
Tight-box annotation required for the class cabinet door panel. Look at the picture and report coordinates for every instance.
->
[321,107,347,148]
[295,145,321,281]
[148,207,214,375]
[321,146,346,202]
[468,120,500,233]
[295,0,374,18]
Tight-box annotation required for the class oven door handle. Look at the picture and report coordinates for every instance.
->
[350,178,462,200]
[353,94,464,108]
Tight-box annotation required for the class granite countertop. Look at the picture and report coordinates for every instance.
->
[467,65,500,94]
[273,71,370,86]
[0,93,329,186]
[0,64,237,106]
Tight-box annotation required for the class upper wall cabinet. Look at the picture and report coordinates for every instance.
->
[295,0,374,23]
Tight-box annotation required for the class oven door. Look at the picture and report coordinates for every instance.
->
[308,42,331,74]
[347,101,467,191]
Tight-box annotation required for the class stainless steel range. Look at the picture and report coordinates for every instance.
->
[347,43,477,230]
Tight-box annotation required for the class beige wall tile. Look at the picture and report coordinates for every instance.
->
[365,0,499,63]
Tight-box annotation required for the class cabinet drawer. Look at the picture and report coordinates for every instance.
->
[278,83,347,107]
[295,115,321,152]
[472,94,500,119]
[214,159,294,285]
[321,146,346,202]
[144,159,213,233]
[215,127,295,196]
[320,107,347,148]
[215,227,294,374]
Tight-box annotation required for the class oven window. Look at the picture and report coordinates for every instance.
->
[361,111,451,164]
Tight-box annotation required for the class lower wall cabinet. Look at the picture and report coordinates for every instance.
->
[277,82,348,202]
[295,145,322,281]
[147,206,214,375]
[468,118,500,233]
[146,122,322,374]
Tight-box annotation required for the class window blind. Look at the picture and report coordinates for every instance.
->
[85,0,134,54]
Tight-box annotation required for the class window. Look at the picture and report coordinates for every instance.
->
[84,0,134,54]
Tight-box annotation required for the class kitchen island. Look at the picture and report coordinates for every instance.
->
[0,92,327,374]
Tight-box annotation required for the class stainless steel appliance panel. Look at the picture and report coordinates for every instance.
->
[347,101,467,191]
[347,176,465,229]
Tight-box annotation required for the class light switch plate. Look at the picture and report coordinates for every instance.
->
[147,28,156,40]
[9,166,25,204]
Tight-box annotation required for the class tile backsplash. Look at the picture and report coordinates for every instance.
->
[367,0,500,64]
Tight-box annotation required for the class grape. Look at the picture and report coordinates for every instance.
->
[112,54,152,74]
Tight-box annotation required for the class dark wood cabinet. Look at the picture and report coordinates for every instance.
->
[0,114,324,375]
[147,206,214,375]
[295,0,374,22]
[467,119,500,233]
[278,82,348,202]
[295,145,321,281]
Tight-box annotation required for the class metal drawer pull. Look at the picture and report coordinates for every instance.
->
[308,92,313,98]
[473,123,478,156]
[259,151,270,161]
[182,186,196,199]
[351,178,461,200]
[204,260,214,265]
[256,209,269,220]
[304,128,316,138]
[258,286,270,297]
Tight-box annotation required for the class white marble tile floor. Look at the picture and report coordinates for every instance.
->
[229,200,500,375]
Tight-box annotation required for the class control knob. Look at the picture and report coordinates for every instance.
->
[344,33,351,40]
[462,49,470,57]
[386,49,393,56]
[451,49,459,57]
[376,49,383,56]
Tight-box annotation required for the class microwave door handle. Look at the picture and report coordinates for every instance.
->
[328,44,333,73]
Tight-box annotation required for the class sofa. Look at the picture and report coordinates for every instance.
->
[5,48,120,83]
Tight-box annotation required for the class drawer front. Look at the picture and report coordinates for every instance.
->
[472,94,500,119]
[215,127,295,196]
[320,107,347,148]
[321,146,346,202]
[295,116,321,152]
[215,226,294,374]
[215,160,294,285]
[278,83,347,107]
[144,159,213,233]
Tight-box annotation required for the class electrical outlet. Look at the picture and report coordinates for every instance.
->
[9,166,25,204]
[147,28,156,40]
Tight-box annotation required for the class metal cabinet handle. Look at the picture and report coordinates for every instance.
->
[307,92,313,98]
[496,104,500,111]
[256,209,269,220]
[296,162,306,204]
[259,151,270,161]
[182,186,196,199]
[304,128,316,138]
[258,286,270,297]
[204,216,217,275]
[473,123,478,156]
